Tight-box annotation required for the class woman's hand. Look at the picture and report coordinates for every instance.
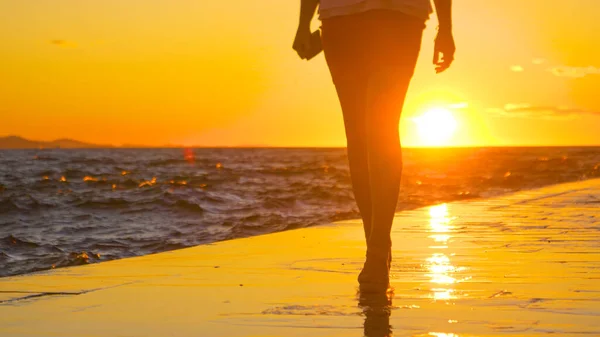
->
[433,28,455,73]
[294,0,319,60]
[293,27,313,60]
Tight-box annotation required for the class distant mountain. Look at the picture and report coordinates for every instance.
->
[0,136,112,149]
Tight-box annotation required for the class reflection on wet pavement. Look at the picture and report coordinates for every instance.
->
[384,181,600,336]
[426,204,458,301]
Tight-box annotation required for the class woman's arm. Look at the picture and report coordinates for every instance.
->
[298,0,319,30]
[433,0,452,30]
[293,0,319,59]
[432,0,456,73]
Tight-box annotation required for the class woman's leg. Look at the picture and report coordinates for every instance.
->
[363,10,425,284]
[321,16,373,244]
[364,67,408,257]
[323,11,424,291]
[341,82,373,244]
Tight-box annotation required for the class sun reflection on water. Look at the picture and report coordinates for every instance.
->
[430,234,451,243]
[426,203,458,301]
[428,333,460,337]
[429,204,451,232]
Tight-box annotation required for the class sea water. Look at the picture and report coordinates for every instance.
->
[1,147,599,277]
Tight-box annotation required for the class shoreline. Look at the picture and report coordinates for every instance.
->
[2,178,600,335]
[3,177,599,279]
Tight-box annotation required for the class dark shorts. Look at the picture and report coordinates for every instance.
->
[321,9,425,94]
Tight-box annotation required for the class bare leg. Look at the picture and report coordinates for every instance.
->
[322,10,423,292]
[334,73,400,287]
[321,17,372,244]
[357,69,408,289]
[366,69,408,259]
[335,79,372,244]
[357,11,424,291]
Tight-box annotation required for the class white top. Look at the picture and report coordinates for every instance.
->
[319,0,433,21]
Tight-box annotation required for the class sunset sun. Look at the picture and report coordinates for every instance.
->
[413,107,458,146]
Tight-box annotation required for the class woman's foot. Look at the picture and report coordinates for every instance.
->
[358,251,390,293]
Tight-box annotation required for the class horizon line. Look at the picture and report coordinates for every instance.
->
[1,135,599,149]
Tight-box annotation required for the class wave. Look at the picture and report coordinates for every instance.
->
[0,198,21,213]
[1,235,40,248]
[0,195,54,213]
[147,159,187,167]
[171,199,205,213]
[76,198,130,208]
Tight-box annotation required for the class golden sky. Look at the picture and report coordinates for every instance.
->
[1,0,599,147]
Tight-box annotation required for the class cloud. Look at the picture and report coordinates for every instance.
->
[532,58,546,65]
[524,57,599,78]
[548,65,600,78]
[510,65,524,72]
[488,104,600,120]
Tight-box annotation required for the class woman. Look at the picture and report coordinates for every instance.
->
[293,0,455,292]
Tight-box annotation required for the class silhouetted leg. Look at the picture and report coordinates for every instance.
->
[357,69,408,289]
[358,11,424,291]
[323,11,423,292]
[322,17,372,244]
[336,79,372,244]
[367,70,408,252]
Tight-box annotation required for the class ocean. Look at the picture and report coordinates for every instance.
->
[1,147,599,277]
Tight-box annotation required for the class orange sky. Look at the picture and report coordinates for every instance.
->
[1,0,599,147]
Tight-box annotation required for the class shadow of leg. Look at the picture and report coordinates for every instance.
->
[358,289,394,337]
